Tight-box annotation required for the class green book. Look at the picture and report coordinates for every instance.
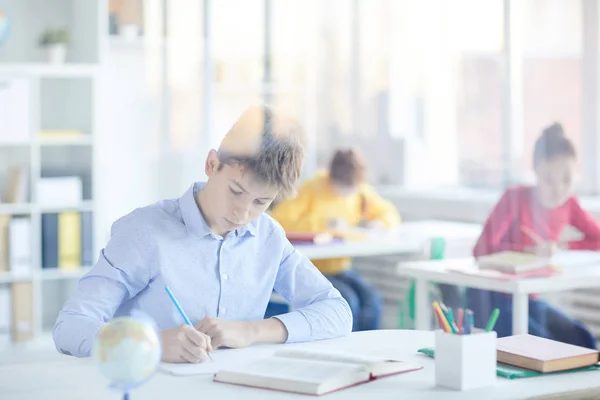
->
[417,348,600,379]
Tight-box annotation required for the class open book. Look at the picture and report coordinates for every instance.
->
[213,348,422,396]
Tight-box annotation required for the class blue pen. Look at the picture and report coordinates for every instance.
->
[165,286,213,361]
[463,309,473,335]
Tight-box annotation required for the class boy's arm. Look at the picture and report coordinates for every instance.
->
[568,198,600,250]
[473,189,521,257]
[270,181,326,233]
[361,186,401,228]
[195,230,352,348]
[52,212,152,357]
[271,237,353,342]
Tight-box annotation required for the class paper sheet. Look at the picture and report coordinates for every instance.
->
[159,345,279,376]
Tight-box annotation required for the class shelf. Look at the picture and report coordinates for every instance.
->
[38,201,94,213]
[37,136,93,147]
[0,267,92,283]
[0,203,32,215]
[0,271,33,284]
[40,267,92,281]
[0,64,100,78]
[0,141,31,147]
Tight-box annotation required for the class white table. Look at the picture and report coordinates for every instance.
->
[2,330,599,399]
[294,220,481,260]
[396,257,600,335]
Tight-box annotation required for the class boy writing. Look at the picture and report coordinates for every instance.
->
[271,148,400,331]
[53,105,352,362]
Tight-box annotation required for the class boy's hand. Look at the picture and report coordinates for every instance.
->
[526,241,559,258]
[195,318,258,349]
[160,325,213,363]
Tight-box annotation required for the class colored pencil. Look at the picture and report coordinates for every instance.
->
[165,286,213,361]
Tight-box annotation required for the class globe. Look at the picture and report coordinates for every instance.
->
[92,313,162,396]
[0,11,10,47]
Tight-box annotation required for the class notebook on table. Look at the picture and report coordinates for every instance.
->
[213,348,422,396]
[497,334,599,373]
[476,250,600,274]
[417,348,600,379]
[477,251,554,273]
[286,232,335,245]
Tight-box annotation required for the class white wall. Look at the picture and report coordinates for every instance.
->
[97,39,212,244]
[96,40,156,244]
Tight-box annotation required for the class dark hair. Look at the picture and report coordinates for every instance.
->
[533,122,576,167]
[329,148,367,186]
[217,105,305,199]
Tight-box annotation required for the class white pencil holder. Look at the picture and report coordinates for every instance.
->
[434,330,497,391]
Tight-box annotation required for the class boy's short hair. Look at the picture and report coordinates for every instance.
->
[217,105,305,199]
[329,148,367,186]
[533,122,576,167]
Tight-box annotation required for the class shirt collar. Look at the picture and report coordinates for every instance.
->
[178,182,257,238]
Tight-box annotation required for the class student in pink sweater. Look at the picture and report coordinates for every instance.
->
[468,122,599,348]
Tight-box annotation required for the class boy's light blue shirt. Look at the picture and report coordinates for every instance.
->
[53,182,352,357]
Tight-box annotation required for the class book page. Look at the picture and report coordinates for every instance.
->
[219,356,364,384]
[273,348,395,367]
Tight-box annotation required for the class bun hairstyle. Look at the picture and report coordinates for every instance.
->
[533,122,576,167]
[329,148,367,186]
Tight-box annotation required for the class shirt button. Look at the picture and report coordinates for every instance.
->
[221,307,227,314]
[222,273,229,280]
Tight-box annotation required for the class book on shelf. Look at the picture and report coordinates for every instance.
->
[81,211,93,266]
[497,334,599,373]
[41,213,59,269]
[11,282,32,343]
[42,211,92,269]
[0,78,30,144]
[37,176,82,207]
[0,284,10,348]
[2,166,28,204]
[8,217,30,274]
[0,215,10,272]
[58,211,81,269]
[213,348,422,396]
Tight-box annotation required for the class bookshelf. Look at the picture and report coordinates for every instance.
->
[0,0,106,348]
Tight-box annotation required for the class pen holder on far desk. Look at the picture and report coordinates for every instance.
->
[435,330,497,391]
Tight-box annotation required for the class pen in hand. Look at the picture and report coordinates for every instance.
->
[165,285,213,361]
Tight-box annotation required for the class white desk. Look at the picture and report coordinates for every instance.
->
[396,257,600,335]
[2,330,600,399]
[294,220,481,260]
[294,233,425,260]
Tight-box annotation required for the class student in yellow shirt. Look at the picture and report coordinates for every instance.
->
[271,148,401,331]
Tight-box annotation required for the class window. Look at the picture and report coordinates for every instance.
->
[136,0,600,198]
[211,0,264,150]
[521,0,583,188]
[452,0,505,189]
